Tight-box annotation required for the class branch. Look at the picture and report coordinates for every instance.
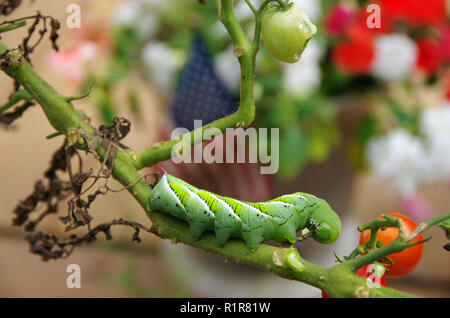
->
[150,210,415,297]
[407,212,450,241]
[0,89,32,113]
[0,20,26,33]
[251,0,288,50]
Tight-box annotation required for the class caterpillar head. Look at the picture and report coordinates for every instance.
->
[307,199,341,244]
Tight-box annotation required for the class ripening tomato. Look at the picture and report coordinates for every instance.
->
[359,212,424,278]
[261,3,317,63]
[321,264,387,298]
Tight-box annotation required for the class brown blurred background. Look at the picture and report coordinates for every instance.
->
[0,0,448,297]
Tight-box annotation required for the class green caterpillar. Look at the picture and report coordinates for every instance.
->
[149,171,341,249]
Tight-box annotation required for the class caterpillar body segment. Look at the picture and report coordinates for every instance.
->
[149,173,341,249]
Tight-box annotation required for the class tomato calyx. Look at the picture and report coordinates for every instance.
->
[358,213,424,278]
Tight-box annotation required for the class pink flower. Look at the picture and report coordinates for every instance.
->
[72,20,111,52]
[401,195,433,222]
[47,16,110,86]
[48,42,99,86]
[325,3,355,36]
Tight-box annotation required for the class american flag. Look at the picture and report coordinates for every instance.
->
[170,34,239,130]
[158,35,274,202]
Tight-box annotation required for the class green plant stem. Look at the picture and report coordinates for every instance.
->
[344,238,409,273]
[244,0,257,14]
[149,210,415,298]
[0,20,26,33]
[407,212,450,241]
[0,89,32,113]
[0,43,91,135]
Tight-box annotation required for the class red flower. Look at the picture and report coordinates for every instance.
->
[416,37,446,75]
[377,0,446,26]
[332,27,375,74]
[440,26,450,61]
[356,4,394,34]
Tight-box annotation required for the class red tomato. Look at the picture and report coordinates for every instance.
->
[359,212,424,278]
[321,264,387,298]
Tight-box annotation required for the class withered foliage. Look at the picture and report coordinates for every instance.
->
[26,219,153,261]
[2,2,155,261]
[0,11,60,61]
[12,143,76,231]
[13,118,154,261]
[0,0,23,16]
[0,100,33,125]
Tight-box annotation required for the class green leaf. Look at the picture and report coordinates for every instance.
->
[438,219,450,239]
[278,126,309,178]
[308,125,339,162]
[348,116,379,170]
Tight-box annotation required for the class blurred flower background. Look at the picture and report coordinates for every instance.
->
[0,0,449,297]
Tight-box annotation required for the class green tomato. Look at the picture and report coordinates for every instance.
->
[261,3,317,63]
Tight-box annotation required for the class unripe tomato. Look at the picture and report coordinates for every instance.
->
[321,264,387,298]
[359,212,424,278]
[261,3,317,63]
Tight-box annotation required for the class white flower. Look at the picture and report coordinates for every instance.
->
[214,45,241,94]
[291,0,322,22]
[282,39,324,95]
[367,104,450,195]
[234,0,256,21]
[113,0,165,39]
[141,41,182,92]
[371,34,418,82]
[419,105,450,183]
[421,103,450,139]
[366,129,427,196]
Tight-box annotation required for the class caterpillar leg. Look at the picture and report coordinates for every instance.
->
[215,228,232,246]
[188,222,207,240]
[275,222,297,244]
[241,227,265,250]
[254,202,299,245]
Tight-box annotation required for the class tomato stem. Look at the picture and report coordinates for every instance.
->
[407,212,450,241]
